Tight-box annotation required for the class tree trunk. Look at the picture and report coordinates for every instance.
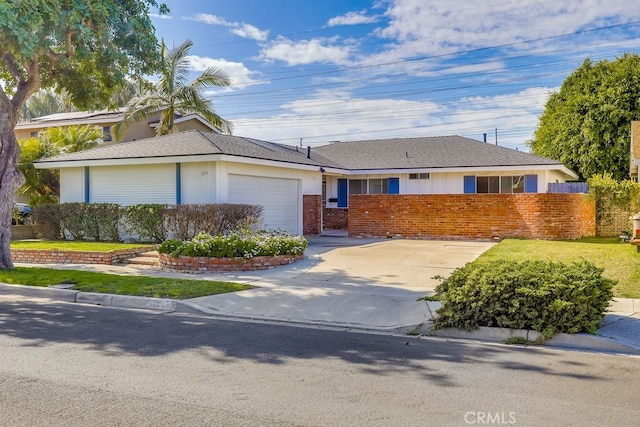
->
[0,118,25,269]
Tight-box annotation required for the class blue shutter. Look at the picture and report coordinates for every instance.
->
[388,177,399,194]
[176,163,182,204]
[337,179,348,207]
[525,175,538,193]
[84,166,90,202]
[463,176,476,194]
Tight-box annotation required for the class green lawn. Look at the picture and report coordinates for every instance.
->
[11,240,152,251]
[6,240,253,298]
[475,237,640,298]
[0,267,253,299]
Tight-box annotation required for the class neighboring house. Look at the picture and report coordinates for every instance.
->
[15,110,219,144]
[35,130,589,239]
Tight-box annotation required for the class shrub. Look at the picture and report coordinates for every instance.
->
[157,230,308,259]
[32,204,63,239]
[33,203,120,241]
[164,204,263,240]
[427,259,615,339]
[122,204,168,243]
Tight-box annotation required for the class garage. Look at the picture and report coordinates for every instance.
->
[228,174,300,234]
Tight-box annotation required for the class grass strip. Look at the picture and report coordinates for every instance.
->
[0,267,253,299]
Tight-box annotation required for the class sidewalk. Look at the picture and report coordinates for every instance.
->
[5,236,640,354]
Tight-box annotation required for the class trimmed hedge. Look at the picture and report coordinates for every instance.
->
[158,230,308,259]
[32,202,264,243]
[427,260,615,339]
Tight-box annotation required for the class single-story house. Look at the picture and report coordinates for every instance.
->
[35,130,593,240]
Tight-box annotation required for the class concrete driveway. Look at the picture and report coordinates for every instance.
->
[186,236,495,330]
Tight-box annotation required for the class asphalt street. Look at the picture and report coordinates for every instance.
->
[0,295,638,426]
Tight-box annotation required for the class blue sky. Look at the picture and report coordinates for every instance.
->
[150,0,640,151]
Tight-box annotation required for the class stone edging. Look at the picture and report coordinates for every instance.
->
[10,246,155,265]
[158,252,304,272]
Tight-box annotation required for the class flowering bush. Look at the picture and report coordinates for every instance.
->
[157,230,308,259]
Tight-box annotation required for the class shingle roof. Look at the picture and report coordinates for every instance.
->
[36,130,335,167]
[311,136,562,170]
[36,130,565,172]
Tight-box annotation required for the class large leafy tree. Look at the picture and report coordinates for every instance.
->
[114,39,233,140]
[528,54,640,181]
[0,0,167,268]
[19,125,102,205]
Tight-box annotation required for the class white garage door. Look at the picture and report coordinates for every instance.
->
[228,174,300,234]
[90,164,176,205]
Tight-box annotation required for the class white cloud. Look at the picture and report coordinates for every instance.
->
[230,23,269,42]
[377,0,640,57]
[189,13,228,26]
[326,10,378,27]
[230,87,555,151]
[186,56,264,89]
[259,37,354,65]
[187,14,269,41]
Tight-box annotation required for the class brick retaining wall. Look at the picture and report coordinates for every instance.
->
[159,253,304,272]
[11,246,155,265]
[348,194,595,240]
[323,207,348,230]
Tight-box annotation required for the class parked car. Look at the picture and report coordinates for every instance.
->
[12,203,32,225]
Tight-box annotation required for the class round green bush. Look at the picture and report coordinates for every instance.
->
[428,259,615,339]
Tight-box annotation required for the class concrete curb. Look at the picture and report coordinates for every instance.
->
[417,323,640,354]
[0,283,78,302]
[2,283,639,354]
[0,283,177,313]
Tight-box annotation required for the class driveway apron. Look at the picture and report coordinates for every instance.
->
[187,237,495,330]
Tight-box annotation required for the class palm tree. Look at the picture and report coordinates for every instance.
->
[114,39,232,140]
[18,125,102,205]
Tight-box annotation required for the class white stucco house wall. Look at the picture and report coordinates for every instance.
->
[35,130,579,235]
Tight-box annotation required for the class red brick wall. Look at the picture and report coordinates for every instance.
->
[303,195,322,235]
[348,194,595,240]
[323,207,348,230]
[159,253,303,272]
[11,246,155,265]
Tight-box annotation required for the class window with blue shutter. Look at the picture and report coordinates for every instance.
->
[337,179,348,207]
[388,177,399,194]
[524,175,538,193]
[463,176,476,194]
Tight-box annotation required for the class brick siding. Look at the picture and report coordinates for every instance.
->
[11,246,155,265]
[303,195,322,235]
[347,194,595,240]
[323,207,348,230]
[159,253,303,272]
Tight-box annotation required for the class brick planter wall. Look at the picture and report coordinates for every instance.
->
[303,195,322,235]
[10,246,155,265]
[348,194,595,240]
[159,253,304,273]
[323,207,348,230]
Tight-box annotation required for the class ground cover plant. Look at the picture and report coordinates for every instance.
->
[476,237,640,298]
[427,259,614,339]
[158,230,308,259]
[0,267,252,299]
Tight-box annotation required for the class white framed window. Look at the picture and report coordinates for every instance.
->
[409,173,429,180]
